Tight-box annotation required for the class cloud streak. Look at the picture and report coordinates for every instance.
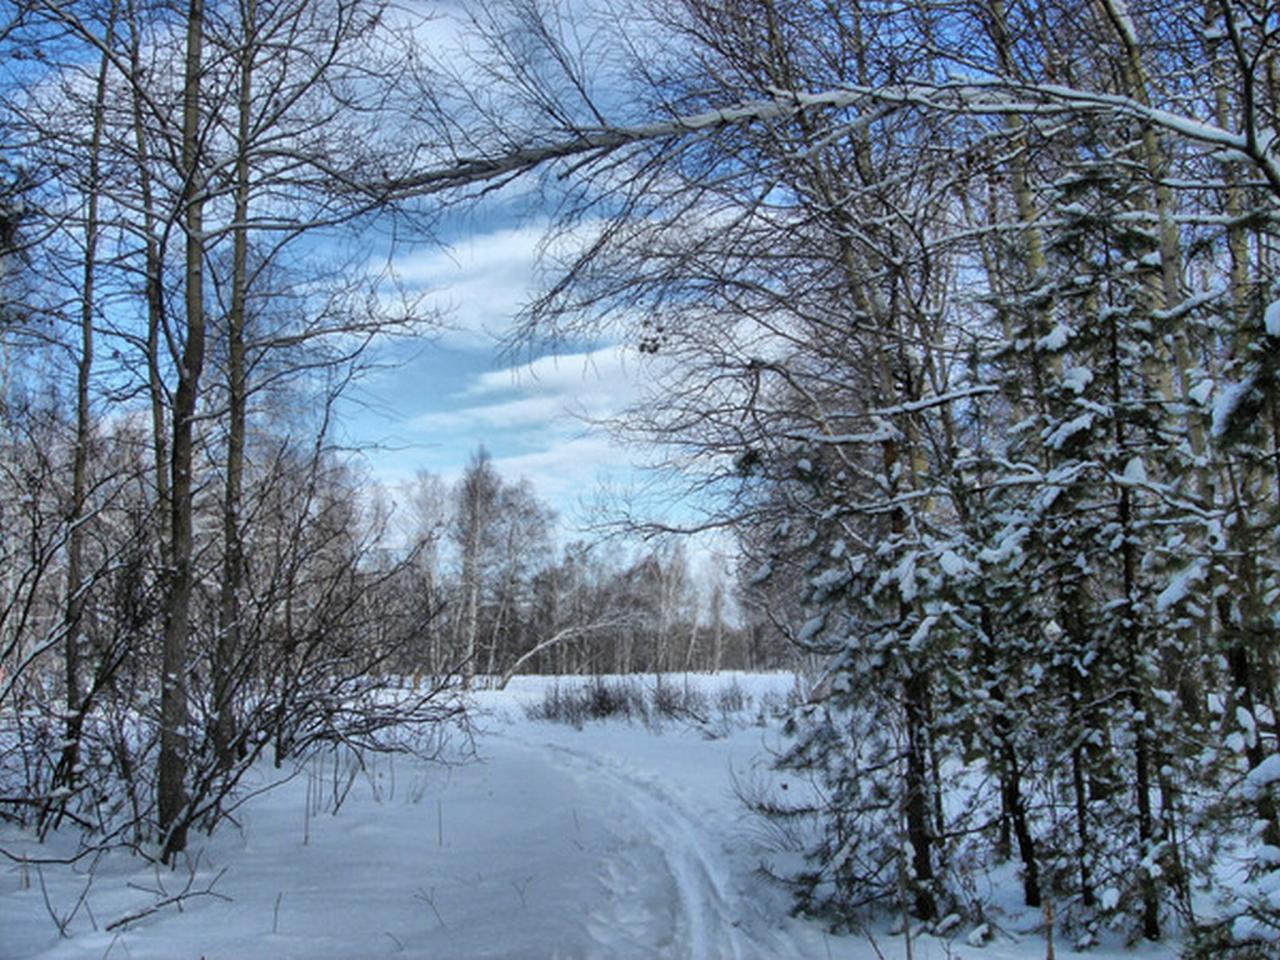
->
[387,223,547,346]
[396,343,656,520]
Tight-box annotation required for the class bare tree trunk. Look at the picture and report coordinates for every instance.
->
[424,563,440,674]
[1104,311,1160,940]
[57,1,118,798]
[459,537,479,686]
[159,0,206,863]
[683,619,698,672]
[903,662,937,921]
[709,581,724,674]
[126,0,170,568]
[486,580,510,678]
[214,0,255,770]
[451,451,503,686]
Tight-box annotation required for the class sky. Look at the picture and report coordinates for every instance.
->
[331,6,650,533]
[318,3,732,566]
[335,218,661,536]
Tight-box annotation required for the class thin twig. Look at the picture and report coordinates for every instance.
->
[105,866,230,932]
[414,886,447,929]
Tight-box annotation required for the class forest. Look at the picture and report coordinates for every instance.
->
[2,0,1280,955]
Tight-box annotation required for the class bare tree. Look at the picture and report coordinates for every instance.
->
[451,447,501,687]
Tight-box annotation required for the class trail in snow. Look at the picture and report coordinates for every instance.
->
[523,737,752,960]
[1,674,1182,960]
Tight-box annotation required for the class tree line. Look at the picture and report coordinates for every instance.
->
[397,448,789,687]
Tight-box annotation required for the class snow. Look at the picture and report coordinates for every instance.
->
[1245,754,1280,799]
[1155,561,1205,612]
[1266,298,1280,336]
[978,524,1029,567]
[2,674,1181,960]
[1151,283,1226,322]
[894,552,918,602]
[797,614,825,642]
[1060,366,1093,395]
[810,566,851,595]
[1100,0,1140,49]
[1121,456,1147,484]
[1043,412,1093,450]
[1212,377,1257,438]
[965,921,991,946]
[938,549,970,577]
[908,615,938,651]
[1036,323,1070,352]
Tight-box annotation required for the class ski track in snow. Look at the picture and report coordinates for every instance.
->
[502,733,757,960]
[2,672,1187,960]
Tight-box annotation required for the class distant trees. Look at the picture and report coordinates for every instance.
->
[402,448,769,683]
[451,448,498,686]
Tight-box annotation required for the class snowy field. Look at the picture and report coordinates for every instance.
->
[2,673,1180,960]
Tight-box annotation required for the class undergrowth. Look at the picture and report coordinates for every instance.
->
[524,674,801,734]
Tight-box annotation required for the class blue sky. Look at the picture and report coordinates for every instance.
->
[327,5,729,556]
[336,219,653,529]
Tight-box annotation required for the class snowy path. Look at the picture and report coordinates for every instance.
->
[2,675,1182,959]
[509,735,754,960]
[2,716,798,960]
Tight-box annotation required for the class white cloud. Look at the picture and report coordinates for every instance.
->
[491,433,624,504]
[410,393,569,432]
[465,346,638,397]
[386,224,547,346]
[413,344,646,433]
[392,223,546,284]
[384,343,661,525]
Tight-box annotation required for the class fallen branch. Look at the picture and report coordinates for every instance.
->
[497,618,633,690]
[106,865,231,932]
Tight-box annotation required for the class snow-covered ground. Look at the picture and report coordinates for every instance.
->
[2,673,1179,959]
